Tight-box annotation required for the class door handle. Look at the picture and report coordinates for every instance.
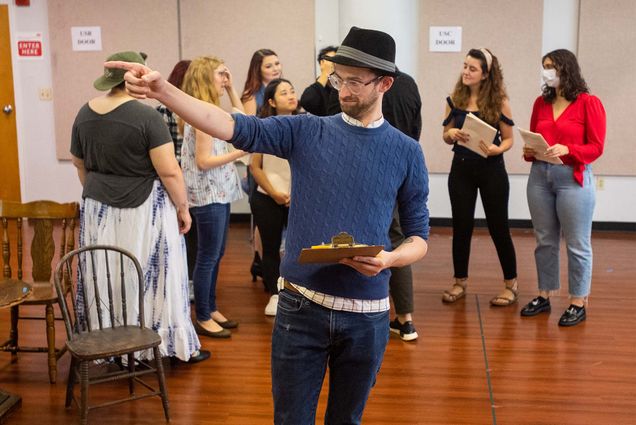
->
[3,104,12,115]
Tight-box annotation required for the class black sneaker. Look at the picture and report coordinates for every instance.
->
[558,305,586,327]
[520,296,551,317]
[389,318,418,341]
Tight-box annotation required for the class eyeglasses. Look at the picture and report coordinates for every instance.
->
[328,73,383,95]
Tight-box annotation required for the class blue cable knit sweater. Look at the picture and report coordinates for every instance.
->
[231,113,429,300]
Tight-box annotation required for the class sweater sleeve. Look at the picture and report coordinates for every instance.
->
[567,94,606,164]
[396,143,430,241]
[230,114,316,159]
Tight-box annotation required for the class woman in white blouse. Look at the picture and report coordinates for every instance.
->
[180,56,248,337]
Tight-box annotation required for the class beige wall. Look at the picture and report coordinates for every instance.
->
[418,0,543,174]
[49,0,315,160]
[578,0,636,175]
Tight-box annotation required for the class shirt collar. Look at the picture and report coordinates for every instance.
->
[341,112,385,128]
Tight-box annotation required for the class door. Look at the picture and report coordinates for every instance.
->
[0,5,21,201]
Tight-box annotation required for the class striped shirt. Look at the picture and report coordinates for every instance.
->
[181,123,243,206]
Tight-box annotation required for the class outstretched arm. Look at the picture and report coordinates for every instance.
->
[104,61,235,140]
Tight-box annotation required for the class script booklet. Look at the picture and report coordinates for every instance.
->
[518,128,563,165]
[298,232,383,264]
[458,112,498,158]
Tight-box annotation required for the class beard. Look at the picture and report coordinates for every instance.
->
[339,90,379,120]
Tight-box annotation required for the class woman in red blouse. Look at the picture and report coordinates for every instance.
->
[520,49,606,326]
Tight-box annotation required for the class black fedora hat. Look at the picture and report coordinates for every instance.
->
[324,26,397,76]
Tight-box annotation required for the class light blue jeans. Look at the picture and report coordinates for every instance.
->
[527,162,595,297]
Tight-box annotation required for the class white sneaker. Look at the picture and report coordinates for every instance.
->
[265,295,279,316]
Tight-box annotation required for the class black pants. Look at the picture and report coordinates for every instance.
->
[448,156,517,280]
[388,205,414,315]
[250,191,289,295]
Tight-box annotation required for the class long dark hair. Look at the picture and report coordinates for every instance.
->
[451,48,507,125]
[541,49,589,102]
[168,59,191,89]
[258,78,300,118]
[241,49,278,103]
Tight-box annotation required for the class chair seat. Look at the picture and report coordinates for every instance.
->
[67,327,162,360]
[23,281,58,304]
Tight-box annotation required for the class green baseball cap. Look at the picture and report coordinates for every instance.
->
[93,51,145,91]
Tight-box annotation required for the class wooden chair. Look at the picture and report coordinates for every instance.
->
[0,199,79,384]
[54,245,170,425]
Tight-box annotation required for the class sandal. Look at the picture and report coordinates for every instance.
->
[490,279,519,306]
[442,278,467,303]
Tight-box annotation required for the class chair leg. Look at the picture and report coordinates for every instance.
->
[127,353,135,395]
[79,360,89,425]
[45,303,57,383]
[154,346,170,422]
[9,306,18,363]
[66,356,77,408]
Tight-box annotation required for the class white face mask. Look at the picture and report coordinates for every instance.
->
[541,68,560,88]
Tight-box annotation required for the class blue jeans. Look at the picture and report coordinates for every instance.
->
[527,162,595,297]
[271,289,389,425]
[190,203,230,322]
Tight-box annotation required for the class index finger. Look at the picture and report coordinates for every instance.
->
[104,60,149,77]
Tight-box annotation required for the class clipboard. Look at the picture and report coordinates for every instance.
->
[297,232,383,264]
[298,245,383,264]
[458,113,497,158]
[518,128,563,165]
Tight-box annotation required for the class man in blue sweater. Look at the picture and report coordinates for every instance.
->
[108,26,430,425]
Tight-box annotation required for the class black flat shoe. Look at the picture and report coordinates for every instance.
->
[214,319,238,329]
[194,321,231,338]
[170,349,211,366]
[558,305,586,327]
[520,296,551,317]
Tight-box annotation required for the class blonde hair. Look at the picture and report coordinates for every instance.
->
[181,55,224,106]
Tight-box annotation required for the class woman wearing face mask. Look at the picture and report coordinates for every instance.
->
[520,49,606,326]
[181,56,248,337]
[250,78,300,316]
[441,48,519,306]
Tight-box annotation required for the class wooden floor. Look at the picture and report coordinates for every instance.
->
[1,224,635,425]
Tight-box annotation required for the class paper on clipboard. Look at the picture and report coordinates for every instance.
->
[298,245,383,264]
[458,113,498,158]
[518,128,563,165]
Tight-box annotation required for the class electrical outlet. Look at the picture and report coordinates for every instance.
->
[39,87,52,101]
[596,177,604,190]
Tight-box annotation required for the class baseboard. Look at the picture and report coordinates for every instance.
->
[231,214,635,232]
[429,218,636,232]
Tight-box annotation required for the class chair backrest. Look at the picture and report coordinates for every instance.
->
[54,245,146,342]
[0,200,79,285]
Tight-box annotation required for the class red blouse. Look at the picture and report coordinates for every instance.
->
[528,93,606,186]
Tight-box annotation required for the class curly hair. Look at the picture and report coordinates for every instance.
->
[541,49,588,102]
[181,56,224,106]
[257,78,300,118]
[241,49,278,103]
[450,48,507,126]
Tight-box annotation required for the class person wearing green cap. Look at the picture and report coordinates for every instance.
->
[70,51,210,364]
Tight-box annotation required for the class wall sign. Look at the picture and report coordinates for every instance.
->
[16,32,43,59]
[71,26,102,51]
[429,26,462,52]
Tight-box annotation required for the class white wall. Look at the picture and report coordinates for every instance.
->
[4,0,635,222]
[315,0,636,223]
[3,0,81,203]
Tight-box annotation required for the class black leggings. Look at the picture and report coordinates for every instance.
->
[250,191,289,295]
[448,156,517,280]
